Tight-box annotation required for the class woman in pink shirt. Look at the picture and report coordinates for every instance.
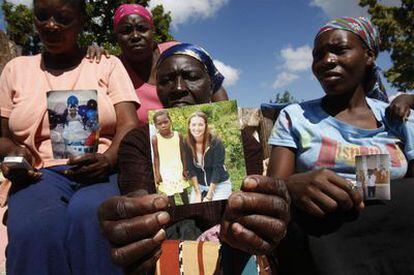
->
[91,4,229,126]
[0,0,138,274]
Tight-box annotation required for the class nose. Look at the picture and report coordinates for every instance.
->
[44,17,59,31]
[322,52,337,66]
[175,75,188,91]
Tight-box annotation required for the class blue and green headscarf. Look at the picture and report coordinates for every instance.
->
[157,43,225,93]
[316,17,388,102]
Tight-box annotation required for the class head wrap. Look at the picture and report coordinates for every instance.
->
[113,4,154,31]
[157,43,225,93]
[316,17,388,102]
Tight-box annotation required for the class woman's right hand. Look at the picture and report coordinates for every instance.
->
[86,45,110,63]
[286,168,364,218]
[98,190,170,274]
[0,147,41,187]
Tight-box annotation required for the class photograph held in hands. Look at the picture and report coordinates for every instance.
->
[46,90,100,159]
[149,101,246,206]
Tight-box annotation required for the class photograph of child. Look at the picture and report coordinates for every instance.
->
[356,154,391,200]
[149,101,246,206]
[47,90,100,159]
[151,110,189,206]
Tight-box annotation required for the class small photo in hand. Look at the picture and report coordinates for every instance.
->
[148,101,246,206]
[356,154,391,200]
[47,90,100,159]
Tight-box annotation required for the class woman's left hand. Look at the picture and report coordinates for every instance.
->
[64,153,113,184]
[220,175,290,255]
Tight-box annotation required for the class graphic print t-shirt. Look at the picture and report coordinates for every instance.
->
[268,97,414,180]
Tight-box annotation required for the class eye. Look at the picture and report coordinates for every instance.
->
[135,24,150,33]
[54,13,75,26]
[118,25,133,35]
[34,10,49,22]
[158,75,174,85]
[183,71,201,81]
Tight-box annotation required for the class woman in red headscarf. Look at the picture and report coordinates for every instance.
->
[90,4,229,125]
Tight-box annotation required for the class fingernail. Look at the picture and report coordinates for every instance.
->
[154,197,168,209]
[229,194,243,210]
[231,222,244,235]
[153,229,166,243]
[156,212,170,225]
[244,177,257,189]
[359,202,365,210]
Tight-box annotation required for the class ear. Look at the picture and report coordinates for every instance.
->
[365,49,375,67]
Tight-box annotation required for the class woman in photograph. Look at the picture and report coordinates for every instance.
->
[88,3,229,125]
[0,0,139,274]
[186,111,231,203]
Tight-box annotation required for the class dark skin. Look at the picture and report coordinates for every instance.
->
[0,0,138,186]
[98,54,290,274]
[268,29,414,218]
[87,13,229,101]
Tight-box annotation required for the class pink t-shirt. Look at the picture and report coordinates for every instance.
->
[0,54,139,169]
[121,41,179,126]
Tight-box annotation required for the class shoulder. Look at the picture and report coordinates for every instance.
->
[2,54,40,74]
[278,99,322,122]
[158,41,180,53]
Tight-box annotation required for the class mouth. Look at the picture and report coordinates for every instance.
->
[321,71,343,83]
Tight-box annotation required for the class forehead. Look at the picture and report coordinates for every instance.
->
[190,116,205,123]
[34,0,79,11]
[118,14,149,25]
[155,113,169,121]
[158,55,208,74]
[314,29,363,48]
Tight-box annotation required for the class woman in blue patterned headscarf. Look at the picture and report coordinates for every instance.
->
[157,43,225,94]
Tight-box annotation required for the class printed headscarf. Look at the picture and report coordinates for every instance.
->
[113,4,154,31]
[157,43,225,93]
[316,17,388,102]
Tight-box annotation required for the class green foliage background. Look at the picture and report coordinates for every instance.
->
[150,101,246,192]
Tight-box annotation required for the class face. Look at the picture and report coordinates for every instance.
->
[156,55,212,108]
[34,0,83,54]
[116,14,154,62]
[312,29,374,96]
[189,116,206,139]
[154,114,172,136]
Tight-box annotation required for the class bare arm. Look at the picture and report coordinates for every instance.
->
[267,146,296,179]
[178,133,188,178]
[151,135,161,184]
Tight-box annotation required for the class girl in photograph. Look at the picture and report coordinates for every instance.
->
[186,111,232,203]
[151,110,189,205]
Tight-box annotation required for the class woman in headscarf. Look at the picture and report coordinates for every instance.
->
[268,18,414,274]
[89,4,229,125]
[98,43,290,274]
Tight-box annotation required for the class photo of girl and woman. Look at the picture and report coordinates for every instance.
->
[356,154,391,200]
[47,90,100,159]
[149,101,246,206]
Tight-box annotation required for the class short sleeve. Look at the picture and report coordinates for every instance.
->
[0,62,14,118]
[106,56,140,107]
[268,109,298,149]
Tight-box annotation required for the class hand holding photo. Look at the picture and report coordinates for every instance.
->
[47,90,100,159]
[356,154,391,200]
[149,101,246,206]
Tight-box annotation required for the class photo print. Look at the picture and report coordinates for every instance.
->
[356,154,391,200]
[148,100,246,206]
[47,90,100,159]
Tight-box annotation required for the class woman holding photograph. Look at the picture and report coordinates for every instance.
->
[186,111,231,203]
[0,0,138,274]
[268,16,414,274]
[99,43,290,274]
